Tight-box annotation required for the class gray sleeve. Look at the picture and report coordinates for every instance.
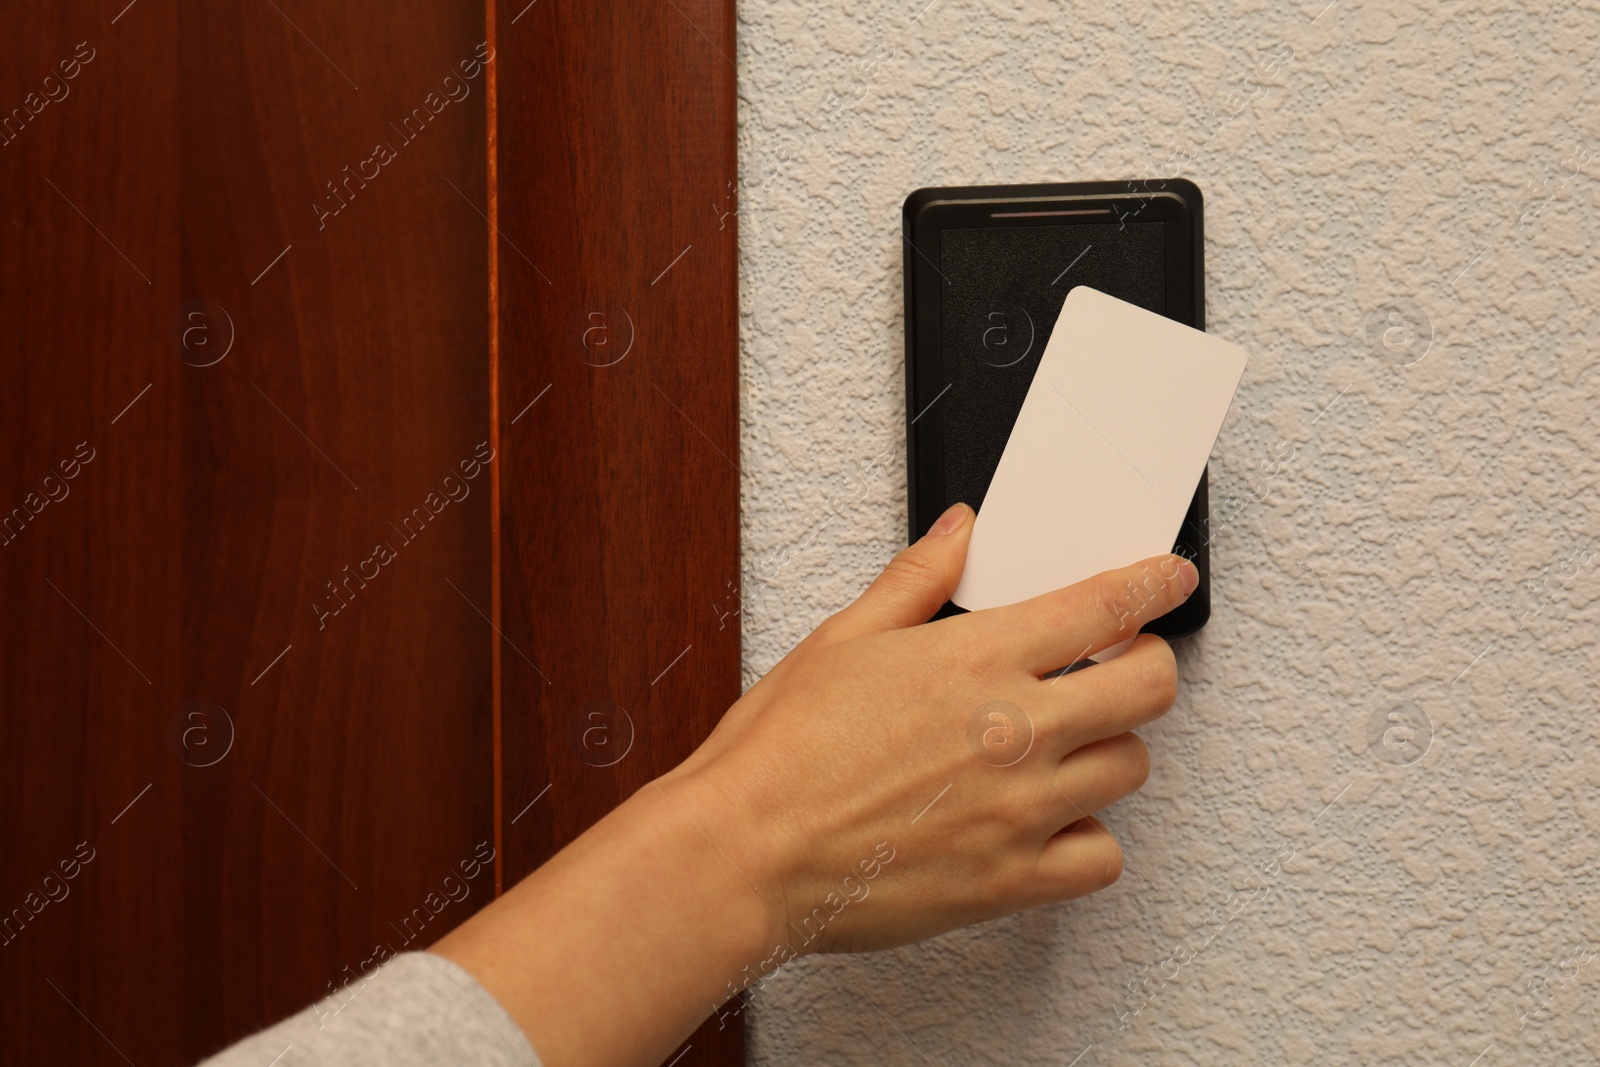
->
[198,951,542,1067]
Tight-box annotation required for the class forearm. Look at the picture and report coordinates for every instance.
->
[204,521,1183,1067]
[433,771,779,1067]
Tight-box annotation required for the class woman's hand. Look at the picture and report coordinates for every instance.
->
[438,500,1196,1067]
[660,500,1197,960]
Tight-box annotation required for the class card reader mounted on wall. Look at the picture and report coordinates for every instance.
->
[902,179,1218,639]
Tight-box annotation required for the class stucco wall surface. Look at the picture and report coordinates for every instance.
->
[735,0,1600,1063]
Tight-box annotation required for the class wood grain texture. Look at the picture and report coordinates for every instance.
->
[0,2,493,1063]
[492,0,745,1063]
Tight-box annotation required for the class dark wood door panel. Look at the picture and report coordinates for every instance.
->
[2,2,493,1063]
[4,0,748,1063]
[493,0,744,1062]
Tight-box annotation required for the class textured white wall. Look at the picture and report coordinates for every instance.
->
[736,0,1600,1063]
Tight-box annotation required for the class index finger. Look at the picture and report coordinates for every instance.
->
[970,554,1199,675]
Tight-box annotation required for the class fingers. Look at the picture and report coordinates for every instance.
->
[976,553,1198,675]
[1031,815,1125,902]
[1050,732,1150,824]
[813,502,974,646]
[1035,634,1178,755]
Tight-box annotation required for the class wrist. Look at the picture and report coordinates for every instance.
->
[635,768,800,986]
[434,770,797,1067]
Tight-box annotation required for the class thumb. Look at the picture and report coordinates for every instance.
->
[821,502,974,643]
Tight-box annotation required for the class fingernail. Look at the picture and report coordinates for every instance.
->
[1176,557,1199,595]
[929,502,969,537]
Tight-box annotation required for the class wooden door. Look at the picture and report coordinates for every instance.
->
[1,1,493,1062]
[0,1,740,1064]
[492,0,744,1062]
